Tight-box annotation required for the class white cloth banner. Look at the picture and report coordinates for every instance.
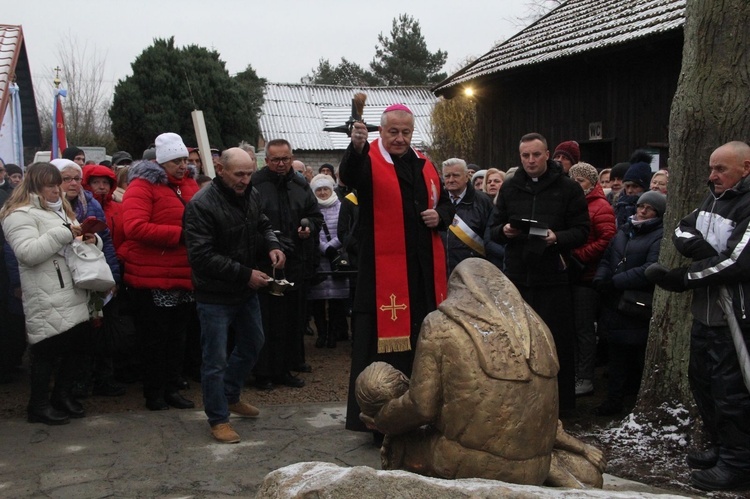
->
[0,83,24,167]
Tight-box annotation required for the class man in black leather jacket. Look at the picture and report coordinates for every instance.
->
[184,147,284,444]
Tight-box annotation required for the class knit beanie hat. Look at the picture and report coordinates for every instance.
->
[637,190,667,218]
[471,170,487,183]
[62,146,84,161]
[553,141,580,164]
[51,158,82,175]
[623,162,653,190]
[142,147,156,161]
[155,133,188,164]
[319,163,337,180]
[568,162,599,187]
[4,164,22,176]
[610,162,631,180]
[310,174,335,192]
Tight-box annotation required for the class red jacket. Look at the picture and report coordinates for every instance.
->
[572,183,616,282]
[117,160,199,290]
[83,165,125,249]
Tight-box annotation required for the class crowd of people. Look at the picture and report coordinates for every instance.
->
[0,111,748,491]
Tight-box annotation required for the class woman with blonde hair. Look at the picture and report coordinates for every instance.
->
[0,163,101,425]
[483,168,505,198]
[650,170,668,194]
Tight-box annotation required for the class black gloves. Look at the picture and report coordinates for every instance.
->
[645,263,689,292]
[325,247,339,260]
[685,241,718,260]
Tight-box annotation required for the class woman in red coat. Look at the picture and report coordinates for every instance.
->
[568,163,616,397]
[118,133,199,410]
[83,164,125,250]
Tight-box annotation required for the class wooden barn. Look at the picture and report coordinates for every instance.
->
[432,0,685,171]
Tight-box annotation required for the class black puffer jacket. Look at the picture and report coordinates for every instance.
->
[595,217,663,342]
[491,161,589,286]
[251,167,322,282]
[184,177,280,305]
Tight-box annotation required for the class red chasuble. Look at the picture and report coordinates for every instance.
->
[369,138,447,353]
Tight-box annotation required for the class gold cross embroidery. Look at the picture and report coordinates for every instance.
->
[380,294,407,321]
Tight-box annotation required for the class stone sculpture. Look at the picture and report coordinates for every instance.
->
[356,258,606,488]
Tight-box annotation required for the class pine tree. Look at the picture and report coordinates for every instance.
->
[369,14,448,86]
[109,37,263,153]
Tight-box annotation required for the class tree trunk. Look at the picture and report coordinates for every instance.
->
[635,0,750,425]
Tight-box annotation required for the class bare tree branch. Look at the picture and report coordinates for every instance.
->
[35,32,114,150]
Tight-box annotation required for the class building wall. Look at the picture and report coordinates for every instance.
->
[472,33,684,171]
[293,151,346,174]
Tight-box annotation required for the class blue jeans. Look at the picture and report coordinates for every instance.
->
[197,296,265,426]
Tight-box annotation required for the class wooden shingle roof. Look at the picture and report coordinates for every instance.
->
[433,0,685,95]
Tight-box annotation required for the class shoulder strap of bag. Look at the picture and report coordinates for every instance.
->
[321,221,332,241]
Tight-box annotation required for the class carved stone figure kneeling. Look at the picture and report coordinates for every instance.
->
[356,259,606,488]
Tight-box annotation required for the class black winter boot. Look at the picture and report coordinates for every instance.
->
[51,356,86,418]
[27,356,70,425]
[687,446,719,469]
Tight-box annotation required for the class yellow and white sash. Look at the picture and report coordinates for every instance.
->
[449,215,486,256]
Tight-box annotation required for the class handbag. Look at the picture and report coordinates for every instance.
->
[617,289,653,320]
[331,249,354,273]
[64,239,116,292]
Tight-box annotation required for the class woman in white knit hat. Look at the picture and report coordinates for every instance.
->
[119,132,200,411]
[307,174,350,349]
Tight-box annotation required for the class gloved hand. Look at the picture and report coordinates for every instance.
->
[592,279,615,295]
[645,263,689,292]
[685,240,718,260]
[325,246,339,260]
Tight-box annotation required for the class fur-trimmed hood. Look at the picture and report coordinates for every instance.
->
[127,159,197,185]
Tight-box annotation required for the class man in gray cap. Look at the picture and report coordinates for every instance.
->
[111,151,133,170]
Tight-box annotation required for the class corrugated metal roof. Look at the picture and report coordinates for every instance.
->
[433,0,685,94]
[260,83,438,151]
[0,25,23,122]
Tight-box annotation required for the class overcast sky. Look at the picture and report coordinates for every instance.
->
[6,0,531,92]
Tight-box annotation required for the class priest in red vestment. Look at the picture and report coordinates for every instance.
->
[339,104,454,436]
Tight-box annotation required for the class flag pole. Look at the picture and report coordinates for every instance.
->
[51,67,68,160]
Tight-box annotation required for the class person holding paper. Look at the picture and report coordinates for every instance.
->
[490,132,589,414]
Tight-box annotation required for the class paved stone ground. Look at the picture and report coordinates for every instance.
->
[0,402,694,498]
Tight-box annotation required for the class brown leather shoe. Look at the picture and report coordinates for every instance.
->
[211,423,240,444]
[228,401,260,418]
